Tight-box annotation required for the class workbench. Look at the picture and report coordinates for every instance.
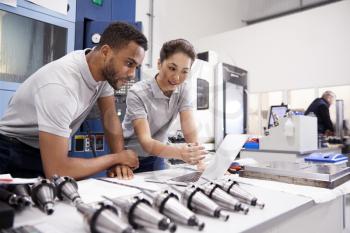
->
[12,168,350,233]
[240,146,343,164]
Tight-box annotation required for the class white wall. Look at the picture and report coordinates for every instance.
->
[152,0,246,42]
[136,0,247,68]
[194,0,350,93]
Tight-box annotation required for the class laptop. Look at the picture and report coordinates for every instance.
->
[145,134,247,185]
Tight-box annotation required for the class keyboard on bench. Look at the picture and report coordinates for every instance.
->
[170,171,202,183]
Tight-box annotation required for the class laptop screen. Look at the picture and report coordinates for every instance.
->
[200,134,247,182]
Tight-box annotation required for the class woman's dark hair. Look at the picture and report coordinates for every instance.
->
[160,39,196,63]
[96,22,148,51]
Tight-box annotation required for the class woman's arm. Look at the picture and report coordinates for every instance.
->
[179,110,198,143]
[133,118,181,159]
[133,118,206,164]
[180,110,206,171]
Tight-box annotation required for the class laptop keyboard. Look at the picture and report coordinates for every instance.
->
[170,171,202,183]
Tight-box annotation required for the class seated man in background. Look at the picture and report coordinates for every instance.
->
[305,90,335,136]
[0,22,147,179]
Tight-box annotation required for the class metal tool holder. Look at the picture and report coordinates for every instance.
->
[216,178,265,209]
[170,185,230,221]
[77,202,134,233]
[30,178,56,215]
[0,187,31,210]
[142,189,205,231]
[200,182,249,214]
[103,195,177,232]
[52,175,82,205]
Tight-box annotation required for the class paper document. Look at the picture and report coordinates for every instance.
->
[78,178,142,204]
[100,176,163,191]
[0,0,17,7]
[0,174,37,184]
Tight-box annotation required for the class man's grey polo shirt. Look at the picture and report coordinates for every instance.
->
[0,49,114,148]
[122,76,194,157]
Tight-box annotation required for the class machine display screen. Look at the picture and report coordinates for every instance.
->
[0,10,67,83]
[268,105,288,128]
[224,82,244,134]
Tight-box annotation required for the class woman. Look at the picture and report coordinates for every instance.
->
[109,39,207,179]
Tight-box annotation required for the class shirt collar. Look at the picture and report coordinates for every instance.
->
[150,74,179,99]
[79,48,100,90]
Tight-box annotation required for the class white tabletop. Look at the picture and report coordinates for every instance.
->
[13,169,314,233]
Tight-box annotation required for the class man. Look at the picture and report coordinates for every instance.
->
[305,91,335,136]
[0,22,147,179]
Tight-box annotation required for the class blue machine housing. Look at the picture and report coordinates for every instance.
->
[75,0,136,50]
[0,0,76,118]
[0,0,139,177]
[70,0,140,177]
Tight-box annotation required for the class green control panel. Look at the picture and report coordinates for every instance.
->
[91,0,103,6]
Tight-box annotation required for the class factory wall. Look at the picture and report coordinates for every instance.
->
[135,0,243,142]
[194,0,350,93]
[136,0,350,136]
[136,0,246,68]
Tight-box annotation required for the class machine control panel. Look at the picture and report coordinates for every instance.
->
[73,134,105,153]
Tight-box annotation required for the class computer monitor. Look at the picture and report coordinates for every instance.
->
[268,104,288,128]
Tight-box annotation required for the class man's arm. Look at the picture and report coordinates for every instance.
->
[98,96,124,153]
[34,85,138,180]
[319,105,334,132]
[39,132,137,180]
[98,96,136,179]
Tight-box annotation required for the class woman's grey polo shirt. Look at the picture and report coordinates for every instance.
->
[122,77,194,157]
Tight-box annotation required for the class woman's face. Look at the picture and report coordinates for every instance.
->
[157,52,192,91]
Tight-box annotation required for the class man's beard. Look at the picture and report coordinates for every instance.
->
[102,60,119,90]
[102,60,130,90]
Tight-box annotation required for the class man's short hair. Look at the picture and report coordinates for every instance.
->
[322,90,336,99]
[96,22,148,51]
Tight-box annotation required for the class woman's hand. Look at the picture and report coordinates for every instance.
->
[179,143,207,165]
[196,160,206,172]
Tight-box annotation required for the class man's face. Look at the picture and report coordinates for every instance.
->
[102,41,145,90]
[325,95,336,106]
[328,96,335,105]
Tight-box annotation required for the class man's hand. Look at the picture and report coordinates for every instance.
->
[178,143,207,165]
[107,165,134,180]
[115,149,139,169]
